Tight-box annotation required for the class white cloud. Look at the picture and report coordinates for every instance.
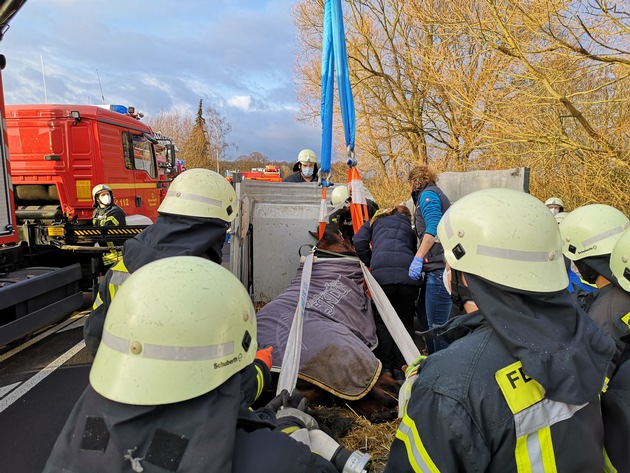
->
[227,95,252,111]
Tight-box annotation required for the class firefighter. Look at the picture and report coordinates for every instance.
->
[84,169,273,409]
[92,184,127,265]
[606,227,630,471]
[91,184,126,227]
[43,257,341,473]
[386,188,616,472]
[328,184,379,241]
[559,205,630,471]
[544,196,565,215]
[283,148,318,182]
[84,168,236,356]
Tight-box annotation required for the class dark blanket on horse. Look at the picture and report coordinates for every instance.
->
[257,257,381,400]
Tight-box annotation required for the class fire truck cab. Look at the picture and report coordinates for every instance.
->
[5,104,172,224]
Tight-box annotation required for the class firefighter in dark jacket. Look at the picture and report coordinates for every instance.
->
[92,184,127,265]
[283,148,318,182]
[386,188,616,473]
[85,168,237,355]
[84,169,271,408]
[329,184,379,242]
[92,184,126,226]
[353,205,420,379]
[559,205,630,471]
[44,257,341,473]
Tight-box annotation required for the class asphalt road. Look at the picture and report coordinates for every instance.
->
[0,312,92,472]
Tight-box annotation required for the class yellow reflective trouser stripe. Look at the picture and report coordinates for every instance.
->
[255,364,264,400]
[603,449,618,473]
[515,426,557,473]
[395,415,440,473]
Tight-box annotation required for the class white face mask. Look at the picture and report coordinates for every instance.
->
[98,193,112,206]
[302,166,314,178]
[549,207,559,216]
[442,268,452,295]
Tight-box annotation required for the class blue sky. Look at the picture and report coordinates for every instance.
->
[0,0,321,161]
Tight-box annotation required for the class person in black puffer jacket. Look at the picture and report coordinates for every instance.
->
[353,205,420,380]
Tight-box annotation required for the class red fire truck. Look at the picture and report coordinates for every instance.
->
[226,164,282,183]
[6,103,173,224]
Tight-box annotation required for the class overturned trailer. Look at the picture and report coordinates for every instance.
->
[229,168,530,302]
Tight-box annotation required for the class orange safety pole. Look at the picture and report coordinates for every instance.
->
[318,185,328,240]
[347,165,369,234]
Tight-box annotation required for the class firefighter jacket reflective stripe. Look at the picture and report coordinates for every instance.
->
[43,377,338,473]
[385,314,607,472]
[411,183,450,273]
[92,204,126,226]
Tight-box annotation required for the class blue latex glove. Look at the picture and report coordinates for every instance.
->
[408,256,424,280]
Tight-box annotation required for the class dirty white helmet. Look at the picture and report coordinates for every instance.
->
[610,228,630,292]
[545,197,565,209]
[437,188,567,292]
[92,184,113,201]
[558,204,630,261]
[331,185,350,207]
[292,149,318,172]
[158,168,237,222]
[90,256,256,405]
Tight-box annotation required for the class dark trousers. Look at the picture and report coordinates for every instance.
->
[373,284,420,372]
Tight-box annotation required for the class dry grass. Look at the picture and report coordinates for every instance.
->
[310,405,400,472]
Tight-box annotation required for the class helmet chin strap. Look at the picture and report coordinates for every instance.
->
[450,269,474,311]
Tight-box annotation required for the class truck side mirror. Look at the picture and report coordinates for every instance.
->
[165,144,177,177]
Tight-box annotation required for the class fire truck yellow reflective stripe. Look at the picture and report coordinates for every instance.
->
[395,415,440,473]
[255,364,264,400]
[582,222,630,247]
[496,361,545,414]
[603,449,618,473]
[477,245,561,263]
[166,189,222,208]
[106,183,158,190]
[102,330,235,361]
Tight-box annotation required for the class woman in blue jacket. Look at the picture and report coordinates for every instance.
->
[353,205,421,380]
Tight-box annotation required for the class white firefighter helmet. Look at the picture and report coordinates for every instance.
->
[545,197,565,209]
[558,204,630,261]
[92,184,113,201]
[90,256,257,405]
[437,188,567,292]
[331,185,351,207]
[610,227,630,292]
[158,168,238,222]
[292,149,318,172]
